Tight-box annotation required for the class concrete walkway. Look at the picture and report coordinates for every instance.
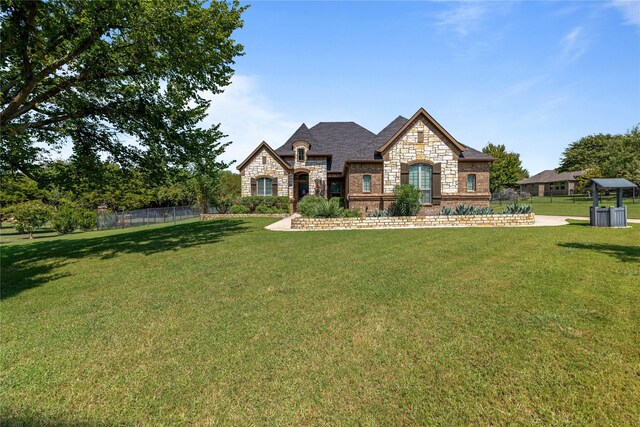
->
[265,214,639,231]
[264,214,302,231]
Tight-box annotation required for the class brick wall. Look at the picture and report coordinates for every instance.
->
[291,213,535,230]
[457,162,490,194]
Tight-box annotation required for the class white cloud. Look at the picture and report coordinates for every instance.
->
[198,75,298,168]
[561,26,587,62]
[611,0,640,26]
[507,74,549,96]
[437,3,486,36]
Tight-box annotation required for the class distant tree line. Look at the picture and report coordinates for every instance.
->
[558,124,640,188]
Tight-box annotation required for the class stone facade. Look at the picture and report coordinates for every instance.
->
[240,148,290,197]
[291,213,535,230]
[383,118,458,194]
[305,158,329,197]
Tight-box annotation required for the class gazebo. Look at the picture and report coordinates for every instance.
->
[589,178,638,227]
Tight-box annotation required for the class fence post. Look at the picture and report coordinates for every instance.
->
[173,206,176,225]
[121,211,124,229]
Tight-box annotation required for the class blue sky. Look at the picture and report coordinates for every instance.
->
[206,0,640,174]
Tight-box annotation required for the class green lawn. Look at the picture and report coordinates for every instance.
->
[2,219,639,425]
[492,195,640,218]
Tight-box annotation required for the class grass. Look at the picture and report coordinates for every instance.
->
[492,195,640,218]
[1,219,639,425]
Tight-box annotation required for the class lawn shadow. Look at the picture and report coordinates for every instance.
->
[1,219,249,300]
[558,242,640,263]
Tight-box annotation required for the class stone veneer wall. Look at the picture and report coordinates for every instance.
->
[304,159,329,196]
[240,148,290,197]
[383,118,458,194]
[291,213,535,230]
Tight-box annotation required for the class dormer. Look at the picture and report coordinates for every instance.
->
[293,140,310,162]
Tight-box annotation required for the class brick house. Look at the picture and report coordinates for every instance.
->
[237,108,494,214]
[518,169,585,196]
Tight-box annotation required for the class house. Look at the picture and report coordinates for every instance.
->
[518,169,585,196]
[237,108,494,214]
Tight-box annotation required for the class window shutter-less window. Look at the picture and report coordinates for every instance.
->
[272,177,278,196]
[251,178,257,196]
[400,163,409,185]
[432,163,442,205]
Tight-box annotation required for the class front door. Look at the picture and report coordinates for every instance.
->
[297,174,309,200]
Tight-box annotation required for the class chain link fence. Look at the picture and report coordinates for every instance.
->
[97,206,202,231]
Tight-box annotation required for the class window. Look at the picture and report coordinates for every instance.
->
[257,178,272,196]
[362,175,371,192]
[297,148,305,161]
[417,130,424,143]
[331,181,342,197]
[262,156,266,164]
[409,164,432,204]
[467,174,476,192]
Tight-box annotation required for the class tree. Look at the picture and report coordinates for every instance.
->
[11,200,52,238]
[0,0,245,181]
[559,125,640,186]
[211,170,241,213]
[482,143,529,193]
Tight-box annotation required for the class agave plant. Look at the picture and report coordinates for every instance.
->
[439,207,455,216]
[503,202,532,214]
[367,209,391,217]
[314,197,344,218]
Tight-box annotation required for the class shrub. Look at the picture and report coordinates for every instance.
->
[255,205,275,214]
[342,208,362,218]
[503,202,533,214]
[390,184,422,216]
[296,195,325,217]
[12,201,53,239]
[314,198,343,218]
[76,209,97,231]
[229,205,250,214]
[51,205,77,234]
[239,196,289,213]
[212,195,235,214]
[367,209,391,217]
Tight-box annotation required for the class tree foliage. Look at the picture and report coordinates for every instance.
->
[0,0,246,181]
[559,125,640,186]
[11,200,52,238]
[482,143,529,193]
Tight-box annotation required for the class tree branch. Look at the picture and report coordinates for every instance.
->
[0,31,101,126]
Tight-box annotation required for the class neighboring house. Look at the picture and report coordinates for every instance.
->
[518,169,585,196]
[237,108,494,214]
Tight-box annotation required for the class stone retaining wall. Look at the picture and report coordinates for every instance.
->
[291,213,535,230]
[201,213,289,220]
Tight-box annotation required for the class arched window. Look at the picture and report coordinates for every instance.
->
[362,175,371,193]
[409,164,432,204]
[257,178,273,196]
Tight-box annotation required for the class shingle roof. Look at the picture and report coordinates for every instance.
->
[518,169,585,185]
[273,112,492,172]
[276,122,376,172]
[590,178,638,188]
[459,147,494,161]
[282,123,318,148]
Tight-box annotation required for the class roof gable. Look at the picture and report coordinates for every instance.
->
[376,108,466,155]
[236,141,292,172]
[283,123,318,149]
